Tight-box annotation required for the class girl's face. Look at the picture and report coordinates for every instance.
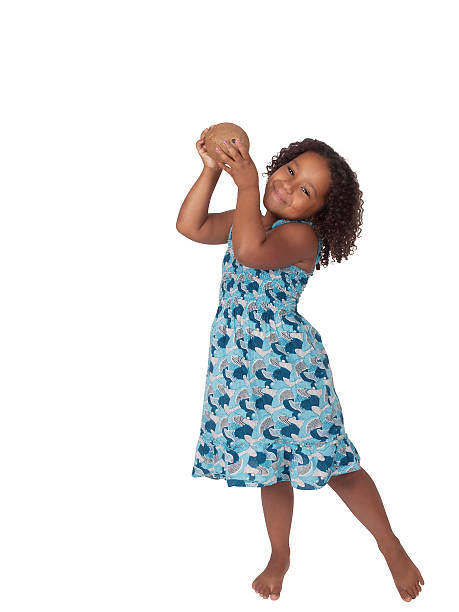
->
[263,151,332,219]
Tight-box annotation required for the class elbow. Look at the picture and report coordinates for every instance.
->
[234,246,255,267]
[176,223,200,242]
[176,221,188,236]
[234,245,275,270]
[232,243,244,263]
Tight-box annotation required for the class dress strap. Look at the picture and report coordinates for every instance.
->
[271,218,312,229]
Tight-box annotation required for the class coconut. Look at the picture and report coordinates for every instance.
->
[204,122,250,161]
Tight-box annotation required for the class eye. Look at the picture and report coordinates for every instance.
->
[287,166,310,197]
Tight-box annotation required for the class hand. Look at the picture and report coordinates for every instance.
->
[215,139,259,191]
[196,125,220,171]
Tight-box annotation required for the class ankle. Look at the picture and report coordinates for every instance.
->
[376,533,400,553]
[270,547,290,560]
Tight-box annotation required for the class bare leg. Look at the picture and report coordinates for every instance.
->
[252,481,292,600]
[328,467,424,602]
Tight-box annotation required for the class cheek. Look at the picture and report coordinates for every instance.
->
[289,202,305,216]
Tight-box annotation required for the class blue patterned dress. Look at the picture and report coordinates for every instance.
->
[191,218,361,490]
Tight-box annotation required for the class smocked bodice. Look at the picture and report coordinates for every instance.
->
[213,219,322,333]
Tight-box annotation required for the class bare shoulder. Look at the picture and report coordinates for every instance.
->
[265,221,319,256]
[239,220,318,271]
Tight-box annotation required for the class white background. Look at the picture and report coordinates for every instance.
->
[1,1,458,610]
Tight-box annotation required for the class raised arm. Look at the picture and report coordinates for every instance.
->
[176,126,235,245]
[176,166,235,244]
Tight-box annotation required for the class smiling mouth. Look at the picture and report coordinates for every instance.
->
[272,185,285,203]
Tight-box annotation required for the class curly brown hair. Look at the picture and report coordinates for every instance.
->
[261,138,364,270]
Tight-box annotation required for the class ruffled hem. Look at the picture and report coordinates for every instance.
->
[191,432,361,490]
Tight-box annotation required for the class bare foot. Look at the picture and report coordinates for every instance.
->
[252,550,290,600]
[378,536,424,602]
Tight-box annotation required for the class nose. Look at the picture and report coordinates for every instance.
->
[278,182,291,199]
[283,182,292,194]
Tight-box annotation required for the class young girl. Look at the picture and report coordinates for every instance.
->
[176,126,424,602]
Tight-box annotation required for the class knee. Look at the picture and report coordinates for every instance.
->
[328,468,363,490]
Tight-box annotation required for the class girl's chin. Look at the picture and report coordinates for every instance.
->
[262,206,277,216]
[263,193,282,212]
[264,199,285,212]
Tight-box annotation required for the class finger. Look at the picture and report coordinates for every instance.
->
[215,145,233,161]
[223,139,243,159]
[215,143,236,163]
[234,138,248,159]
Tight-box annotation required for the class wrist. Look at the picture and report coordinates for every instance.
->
[203,166,222,176]
[238,184,259,193]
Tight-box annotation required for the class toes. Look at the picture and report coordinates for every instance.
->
[270,592,280,600]
[419,574,425,585]
[400,589,411,602]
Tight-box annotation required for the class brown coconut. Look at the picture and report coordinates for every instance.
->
[204,122,250,161]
